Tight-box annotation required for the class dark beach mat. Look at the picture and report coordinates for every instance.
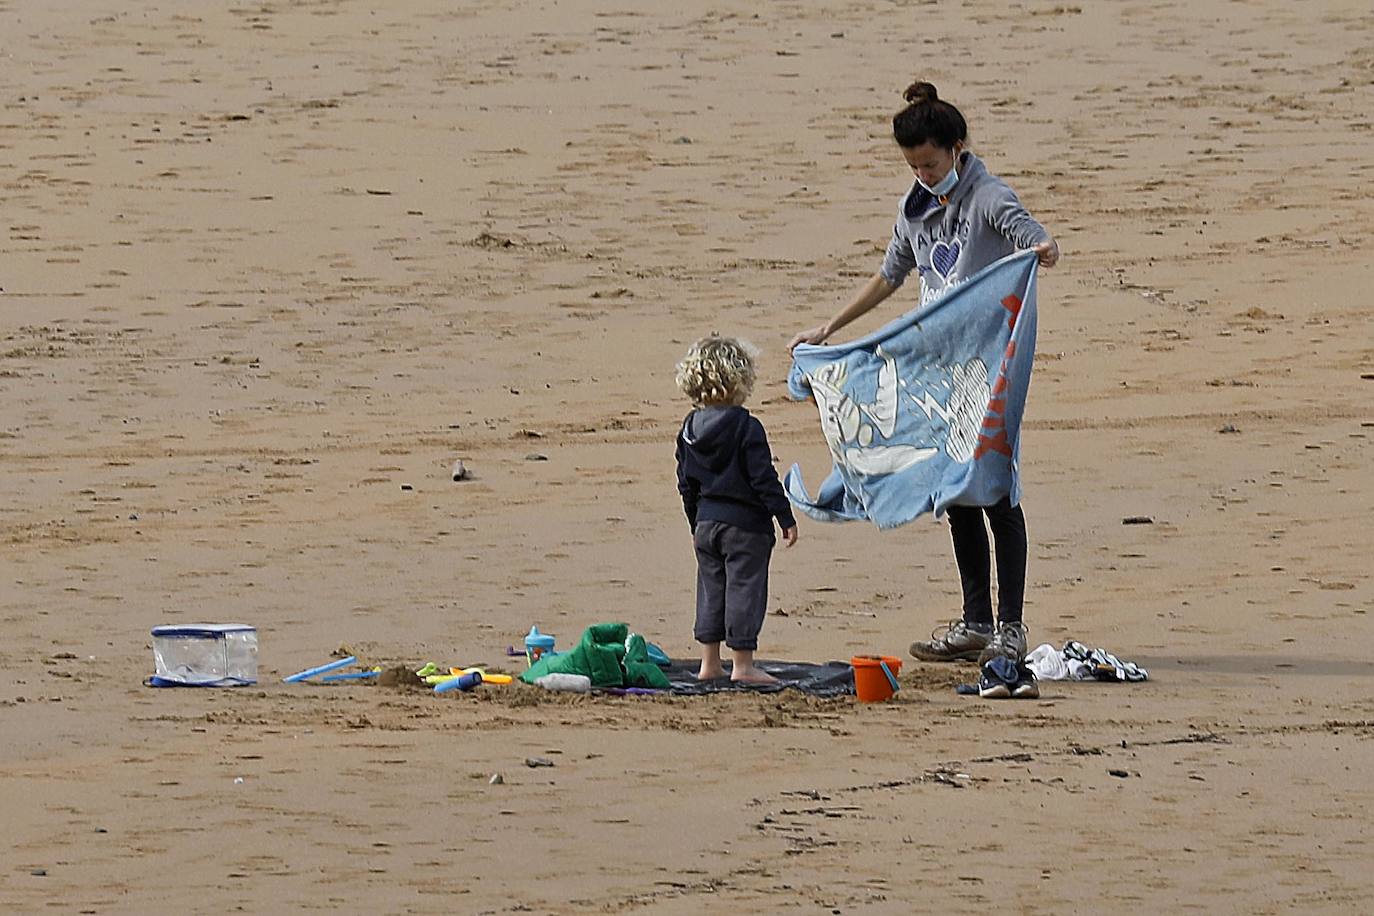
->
[662,659,854,697]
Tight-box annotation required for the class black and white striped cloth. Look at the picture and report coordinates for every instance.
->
[1062,640,1148,682]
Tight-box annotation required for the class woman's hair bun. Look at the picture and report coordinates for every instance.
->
[903,81,938,105]
[893,81,965,148]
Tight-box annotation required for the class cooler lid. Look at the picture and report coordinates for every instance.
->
[152,624,256,637]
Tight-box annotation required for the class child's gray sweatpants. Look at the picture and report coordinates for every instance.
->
[693,520,773,651]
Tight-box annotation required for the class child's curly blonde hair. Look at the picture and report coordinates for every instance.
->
[675,335,758,406]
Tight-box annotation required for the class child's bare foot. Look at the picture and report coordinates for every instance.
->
[730,665,779,685]
[698,642,725,680]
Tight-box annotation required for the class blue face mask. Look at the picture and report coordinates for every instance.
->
[917,161,959,198]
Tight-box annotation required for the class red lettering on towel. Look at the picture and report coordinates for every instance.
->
[974,429,1012,459]
[1001,294,1023,330]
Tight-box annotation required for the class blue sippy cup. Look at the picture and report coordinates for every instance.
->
[524,626,556,668]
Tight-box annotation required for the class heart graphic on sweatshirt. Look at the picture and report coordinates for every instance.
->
[930,239,961,279]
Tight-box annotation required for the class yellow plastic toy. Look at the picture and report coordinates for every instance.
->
[452,666,513,685]
[419,665,513,686]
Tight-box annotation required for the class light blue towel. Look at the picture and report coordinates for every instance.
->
[786,250,1039,528]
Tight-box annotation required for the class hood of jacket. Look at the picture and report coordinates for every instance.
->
[903,150,990,222]
[680,405,746,472]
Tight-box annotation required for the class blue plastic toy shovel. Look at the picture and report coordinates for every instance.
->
[283,656,357,683]
[320,668,381,682]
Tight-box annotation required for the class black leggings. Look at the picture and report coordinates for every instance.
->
[946,497,1026,626]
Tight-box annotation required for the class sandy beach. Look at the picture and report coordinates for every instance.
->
[3,0,1374,911]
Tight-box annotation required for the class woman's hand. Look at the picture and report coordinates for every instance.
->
[1034,238,1060,268]
[788,324,829,353]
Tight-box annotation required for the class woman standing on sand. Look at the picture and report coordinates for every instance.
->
[788,81,1059,668]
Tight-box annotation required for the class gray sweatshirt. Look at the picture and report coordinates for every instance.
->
[879,151,1049,305]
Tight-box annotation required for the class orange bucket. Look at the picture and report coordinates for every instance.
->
[851,655,902,703]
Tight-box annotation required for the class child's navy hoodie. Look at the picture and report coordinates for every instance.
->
[675,405,797,536]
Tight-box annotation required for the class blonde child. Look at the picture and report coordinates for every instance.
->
[674,336,798,684]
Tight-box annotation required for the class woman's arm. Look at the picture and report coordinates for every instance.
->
[788,273,897,352]
[986,180,1059,267]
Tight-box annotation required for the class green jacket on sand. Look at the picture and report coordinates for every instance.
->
[518,623,670,690]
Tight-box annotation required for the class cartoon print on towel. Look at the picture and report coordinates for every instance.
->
[908,356,990,464]
[805,347,938,477]
[786,250,1040,529]
[805,350,991,475]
